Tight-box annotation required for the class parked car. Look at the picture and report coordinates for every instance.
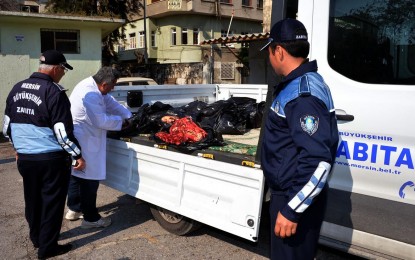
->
[115,77,158,86]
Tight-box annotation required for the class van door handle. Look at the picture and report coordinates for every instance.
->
[335,109,354,121]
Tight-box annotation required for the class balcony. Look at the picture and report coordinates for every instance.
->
[131,0,262,21]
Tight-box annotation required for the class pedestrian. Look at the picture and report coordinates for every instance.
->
[2,50,86,259]
[65,66,132,228]
[260,18,339,260]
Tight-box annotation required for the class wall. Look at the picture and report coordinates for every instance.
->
[153,15,262,64]
[0,17,105,124]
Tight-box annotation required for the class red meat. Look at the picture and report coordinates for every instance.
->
[155,117,207,145]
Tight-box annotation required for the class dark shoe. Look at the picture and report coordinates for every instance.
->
[81,217,112,229]
[38,243,73,259]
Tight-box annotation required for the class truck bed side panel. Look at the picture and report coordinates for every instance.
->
[104,139,265,241]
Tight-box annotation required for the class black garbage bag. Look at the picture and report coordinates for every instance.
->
[109,101,174,138]
[167,100,208,121]
[198,99,246,135]
[215,110,246,135]
[228,97,264,129]
[130,102,173,134]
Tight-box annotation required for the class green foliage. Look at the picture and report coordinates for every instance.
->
[0,0,19,11]
[46,0,142,63]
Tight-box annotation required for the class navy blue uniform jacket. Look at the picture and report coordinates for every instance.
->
[261,60,339,222]
[3,72,82,161]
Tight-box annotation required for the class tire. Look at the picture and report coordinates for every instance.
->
[149,205,202,236]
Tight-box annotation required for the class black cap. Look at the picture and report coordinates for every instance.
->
[39,50,73,70]
[260,18,308,51]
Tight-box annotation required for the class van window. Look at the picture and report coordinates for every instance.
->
[328,0,415,85]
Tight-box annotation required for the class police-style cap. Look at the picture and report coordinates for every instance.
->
[260,18,308,51]
[39,50,73,70]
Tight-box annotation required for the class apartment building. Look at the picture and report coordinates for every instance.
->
[116,0,263,84]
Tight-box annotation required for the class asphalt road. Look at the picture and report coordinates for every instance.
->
[0,138,365,260]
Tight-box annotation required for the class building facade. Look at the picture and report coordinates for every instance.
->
[116,0,263,84]
[0,11,124,123]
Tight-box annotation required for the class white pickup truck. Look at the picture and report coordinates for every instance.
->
[104,0,415,259]
[105,84,267,241]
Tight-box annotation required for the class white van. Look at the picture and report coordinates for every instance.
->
[296,0,415,258]
[104,0,415,259]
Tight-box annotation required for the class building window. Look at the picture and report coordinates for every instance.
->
[128,33,137,49]
[181,28,188,45]
[171,28,177,46]
[193,28,200,45]
[221,30,227,47]
[138,31,145,48]
[221,30,233,47]
[241,32,249,48]
[242,0,251,7]
[220,0,232,3]
[40,29,80,53]
[257,0,263,9]
[221,62,235,79]
[151,31,157,47]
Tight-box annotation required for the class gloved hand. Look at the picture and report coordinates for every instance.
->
[121,118,134,131]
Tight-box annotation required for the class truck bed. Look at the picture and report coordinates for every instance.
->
[108,128,260,167]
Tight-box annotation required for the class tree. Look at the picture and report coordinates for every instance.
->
[0,0,19,11]
[349,0,415,44]
[46,0,142,64]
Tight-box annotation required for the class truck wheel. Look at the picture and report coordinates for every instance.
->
[149,205,202,235]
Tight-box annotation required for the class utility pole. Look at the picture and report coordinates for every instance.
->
[140,0,148,64]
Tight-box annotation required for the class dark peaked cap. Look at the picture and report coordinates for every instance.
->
[39,50,73,70]
[260,18,308,51]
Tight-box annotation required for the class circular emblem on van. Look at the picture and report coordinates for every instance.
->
[300,115,319,135]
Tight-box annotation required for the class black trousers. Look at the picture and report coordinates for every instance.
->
[17,156,71,257]
[67,175,101,222]
[269,187,328,260]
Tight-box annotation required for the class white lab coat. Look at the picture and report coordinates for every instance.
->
[70,76,132,180]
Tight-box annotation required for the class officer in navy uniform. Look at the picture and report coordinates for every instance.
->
[2,50,86,259]
[260,19,339,260]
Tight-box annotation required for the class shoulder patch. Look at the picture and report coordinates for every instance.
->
[300,115,319,135]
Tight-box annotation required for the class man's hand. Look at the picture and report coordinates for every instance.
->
[73,157,86,172]
[274,212,298,238]
[121,118,132,130]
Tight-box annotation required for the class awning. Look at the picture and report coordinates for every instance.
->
[199,32,269,45]
[23,1,40,6]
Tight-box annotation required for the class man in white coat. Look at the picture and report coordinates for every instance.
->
[65,67,132,228]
